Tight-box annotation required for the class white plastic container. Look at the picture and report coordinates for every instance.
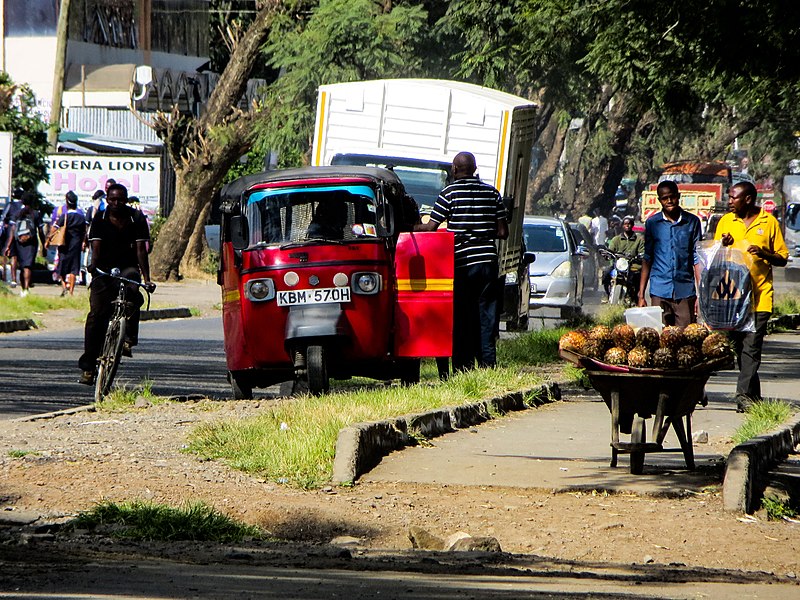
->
[624,306,663,333]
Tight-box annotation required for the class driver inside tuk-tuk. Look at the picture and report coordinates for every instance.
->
[306,192,349,240]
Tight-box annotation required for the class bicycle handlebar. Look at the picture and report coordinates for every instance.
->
[94,268,157,294]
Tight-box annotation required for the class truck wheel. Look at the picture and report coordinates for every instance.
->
[630,416,646,475]
[306,345,329,395]
[229,371,253,400]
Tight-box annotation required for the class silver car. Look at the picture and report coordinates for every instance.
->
[523,216,586,313]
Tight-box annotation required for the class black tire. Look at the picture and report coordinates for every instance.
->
[398,358,421,386]
[229,371,253,400]
[630,416,646,475]
[306,345,329,395]
[95,316,126,403]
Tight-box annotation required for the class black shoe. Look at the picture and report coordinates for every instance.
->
[735,394,756,413]
[121,341,133,358]
[78,370,95,385]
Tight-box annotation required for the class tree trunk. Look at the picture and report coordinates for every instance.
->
[526,108,567,214]
[181,201,212,274]
[147,2,282,281]
[573,91,645,219]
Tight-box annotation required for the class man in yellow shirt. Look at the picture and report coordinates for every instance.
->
[714,181,788,412]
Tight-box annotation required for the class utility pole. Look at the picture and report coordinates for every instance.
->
[48,0,71,152]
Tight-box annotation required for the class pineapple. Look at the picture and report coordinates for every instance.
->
[589,325,615,353]
[660,325,684,350]
[676,345,702,369]
[583,338,605,360]
[702,332,734,359]
[559,330,587,354]
[604,347,628,365]
[684,323,710,347]
[653,347,676,369]
[612,324,636,351]
[627,345,653,368]
[635,327,660,352]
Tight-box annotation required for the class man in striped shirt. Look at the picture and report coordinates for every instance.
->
[415,151,509,372]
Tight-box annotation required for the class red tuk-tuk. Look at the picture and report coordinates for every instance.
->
[218,166,454,398]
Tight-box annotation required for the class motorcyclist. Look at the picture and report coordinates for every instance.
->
[601,215,644,302]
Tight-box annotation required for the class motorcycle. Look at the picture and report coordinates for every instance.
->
[598,246,642,307]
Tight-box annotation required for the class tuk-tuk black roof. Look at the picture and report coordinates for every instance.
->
[220,166,406,210]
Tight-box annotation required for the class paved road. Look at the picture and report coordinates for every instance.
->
[0,316,240,419]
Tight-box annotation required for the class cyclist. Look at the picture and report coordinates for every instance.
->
[78,183,155,385]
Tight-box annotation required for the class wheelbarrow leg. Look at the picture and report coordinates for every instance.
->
[630,416,646,475]
[672,413,695,470]
[652,390,669,443]
[610,389,620,468]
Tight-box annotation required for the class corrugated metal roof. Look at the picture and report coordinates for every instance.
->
[63,107,162,144]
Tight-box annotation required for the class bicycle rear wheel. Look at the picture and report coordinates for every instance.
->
[95,316,126,403]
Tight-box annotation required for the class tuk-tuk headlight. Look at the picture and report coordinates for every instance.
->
[245,278,275,302]
[353,272,381,295]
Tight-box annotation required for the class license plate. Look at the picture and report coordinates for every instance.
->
[277,287,351,306]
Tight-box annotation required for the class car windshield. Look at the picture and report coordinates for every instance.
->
[331,154,449,212]
[244,184,379,246]
[786,203,800,232]
[524,224,568,253]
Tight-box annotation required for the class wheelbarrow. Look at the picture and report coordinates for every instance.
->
[561,349,733,474]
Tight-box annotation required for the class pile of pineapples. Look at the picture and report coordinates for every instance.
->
[559,323,734,370]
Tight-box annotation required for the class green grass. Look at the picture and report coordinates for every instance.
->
[0,284,86,321]
[7,449,38,458]
[95,380,169,412]
[772,293,800,317]
[187,365,544,489]
[761,496,797,521]
[731,399,795,445]
[69,500,262,541]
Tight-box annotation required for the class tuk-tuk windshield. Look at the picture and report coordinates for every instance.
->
[244,184,379,246]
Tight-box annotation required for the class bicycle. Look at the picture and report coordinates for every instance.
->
[94,268,155,403]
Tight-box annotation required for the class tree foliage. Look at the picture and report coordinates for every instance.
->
[0,72,48,193]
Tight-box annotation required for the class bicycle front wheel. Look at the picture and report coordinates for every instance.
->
[95,316,126,403]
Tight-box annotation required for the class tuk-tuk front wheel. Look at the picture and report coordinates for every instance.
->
[306,345,330,395]
[229,370,253,400]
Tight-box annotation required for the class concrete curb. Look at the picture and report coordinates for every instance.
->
[722,413,800,513]
[332,382,561,485]
[140,307,193,321]
[0,307,193,334]
[0,318,36,333]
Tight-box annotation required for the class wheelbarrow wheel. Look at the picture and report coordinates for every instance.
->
[630,416,646,474]
[306,345,329,395]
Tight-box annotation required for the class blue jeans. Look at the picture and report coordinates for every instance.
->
[452,262,500,372]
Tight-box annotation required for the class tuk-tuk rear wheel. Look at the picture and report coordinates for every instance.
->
[306,345,329,395]
[229,371,253,400]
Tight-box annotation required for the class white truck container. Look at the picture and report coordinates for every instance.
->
[312,79,539,329]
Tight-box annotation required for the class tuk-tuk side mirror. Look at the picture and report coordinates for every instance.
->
[523,251,536,265]
[376,204,395,237]
[230,215,249,251]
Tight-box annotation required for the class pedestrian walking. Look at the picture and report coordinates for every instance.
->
[714,181,788,411]
[638,180,703,327]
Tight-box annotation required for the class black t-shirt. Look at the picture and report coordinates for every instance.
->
[88,207,150,271]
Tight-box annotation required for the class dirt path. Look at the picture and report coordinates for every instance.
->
[1,399,798,581]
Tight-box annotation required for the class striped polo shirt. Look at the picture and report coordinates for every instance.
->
[429,177,507,269]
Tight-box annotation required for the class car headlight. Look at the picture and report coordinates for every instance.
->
[245,278,275,301]
[352,271,381,295]
[615,257,629,271]
[551,260,572,278]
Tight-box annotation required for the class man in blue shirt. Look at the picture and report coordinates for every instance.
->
[638,180,702,327]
